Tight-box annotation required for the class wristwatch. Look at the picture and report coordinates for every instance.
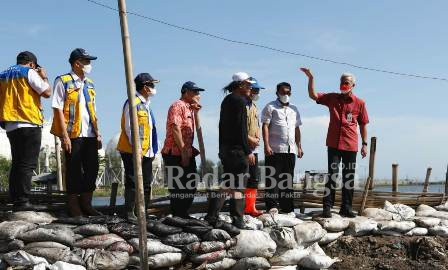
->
[362,141,368,146]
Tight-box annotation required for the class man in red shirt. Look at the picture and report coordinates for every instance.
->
[300,68,369,218]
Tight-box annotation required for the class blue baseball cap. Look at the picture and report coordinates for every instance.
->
[250,77,265,90]
[134,73,159,87]
[69,48,97,64]
[181,81,205,93]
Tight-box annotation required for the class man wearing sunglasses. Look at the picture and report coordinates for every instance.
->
[162,81,204,218]
[300,67,369,218]
[117,73,159,223]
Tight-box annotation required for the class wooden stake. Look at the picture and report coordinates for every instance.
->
[422,167,432,193]
[445,164,448,199]
[359,137,377,214]
[54,136,63,191]
[117,0,148,269]
[194,110,206,179]
[392,164,398,195]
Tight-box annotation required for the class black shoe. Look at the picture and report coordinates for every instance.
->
[339,209,357,218]
[13,201,48,212]
[231,217,249,231]
[215,220,241,236]
[321,208,332,218]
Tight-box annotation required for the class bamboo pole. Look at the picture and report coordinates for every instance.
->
[359,137,377,214]
[194,110,206,179]
[392,164,398,197]
[117,0,149,269]
[54,136,63,191]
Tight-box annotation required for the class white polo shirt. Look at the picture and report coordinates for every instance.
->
[51,71,95,138]
[122,93,154,158]
[261,99,302,155]
[4,68,49,132]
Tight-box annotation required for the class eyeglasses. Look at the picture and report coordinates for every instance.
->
[144,82,155,88]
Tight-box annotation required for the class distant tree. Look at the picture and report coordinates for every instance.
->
[199,159,216,175]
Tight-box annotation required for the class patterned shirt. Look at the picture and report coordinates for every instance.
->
[162,99,196,156]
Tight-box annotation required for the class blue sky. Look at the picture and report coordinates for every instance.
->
[1,0,447,181]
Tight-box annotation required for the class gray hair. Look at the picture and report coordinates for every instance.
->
[341,72,356,84]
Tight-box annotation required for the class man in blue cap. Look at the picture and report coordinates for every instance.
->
[162,81,204,218]
[51,48,102,217]
[117,72,159,223]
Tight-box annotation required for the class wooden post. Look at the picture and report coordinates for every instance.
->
[55,136,64,190]
[300,171,310,214]
[422,167,432,193]
[194,111,206,179]
[445,164,448,199]
[392,164,398,195]
[359,137,377,214]
[117,0,149,269]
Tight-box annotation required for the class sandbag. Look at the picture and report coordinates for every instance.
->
[2,250,49,267]
[55,217,91,225]
[405,227,428,236]
[372,229,403,236]
[441,220,448,227]
[183,241,226,255]
[416,210,448,220]
[0,239,25,253]
[73,224,109,236]
[87,215,126,225]
[416,204,437,214]
[243,215,263,230]
[147,221,183,236]
[414,217,441,228]
[362,208,395,221]
[384,201,415,220]
[345,216,378,236]
[314,216,349,232]
[230,257,270,270]
[293,221,326,245]
[377,221,416,233]
[162,216,190,227]
[435,202,448,212]
[148,252,186,268]
[269,248,308,266]
[318,231,344,245]
[183,225,213,236]
[74,233,124,249]
[106,241,134,254]
[428,226,448,237]
[219,214,233,224]
[0,220,37,240]
[50,261,86,270]
[25,241,69,250]
[229,230,276,259]
[268,226,298,249]
[128,238,181,255]
[25,247,84,265]
[190,250,227,264]
[299,254,340,269]
[109,223,158,240]
[19,228,75,246]
[203,229,232,242]
[197,258,237,270]
[82,249,129,270]
[258,213,302,227]
[162,232,200,246]
[8,211,56,224]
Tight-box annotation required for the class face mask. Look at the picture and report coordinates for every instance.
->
[340,84,352,94]
[278,94,290,104]
[82,64,92,74]
[252,94,260,101]
[148,87,157,97]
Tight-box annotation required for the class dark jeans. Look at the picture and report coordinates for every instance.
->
[323,147,357,211]
[120,153,153,193]
[163,154,197,218]
[7,127,42,204]
[246,153,259,189]
[65,137,99,194]
[264,153,296,213]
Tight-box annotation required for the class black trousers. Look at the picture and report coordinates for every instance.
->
[264,153,296,213]
[323,147,357,211]
[7,127,42,204]
[246,153,259,189]
[120,153,153,193]
[163,154,197,218]
[65,137,99,194]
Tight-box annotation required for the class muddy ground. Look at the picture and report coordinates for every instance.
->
[323,235,448,270]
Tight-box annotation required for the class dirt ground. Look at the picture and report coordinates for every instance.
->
[322,235,448,270]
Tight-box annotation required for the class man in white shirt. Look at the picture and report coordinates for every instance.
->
[51,48,101,217]
[261,82,303,213]
[0,51,51,211]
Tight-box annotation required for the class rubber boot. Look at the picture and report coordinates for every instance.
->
[244,188,262,217]
[125,189,138,224]
[67,194,83,217]
[204,192,226,226]
[230,198,248,229]
[80,192,103,216]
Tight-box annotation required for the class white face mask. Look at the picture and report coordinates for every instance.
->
[278,94,290,104]
[82,64,92,74]
[340,89,352,95]
[252,94,260,101]
[148,87,157,97]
